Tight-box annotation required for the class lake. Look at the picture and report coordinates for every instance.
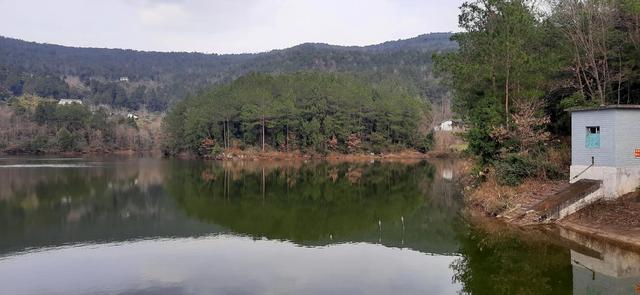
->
[0,157,638,295]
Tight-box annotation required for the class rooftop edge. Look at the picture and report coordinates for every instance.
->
[566,104,640,112]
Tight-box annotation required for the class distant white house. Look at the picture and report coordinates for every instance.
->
[119,77,129,82]
[58,99,83,105]
[436,120,454,131]
[127,113,139,120]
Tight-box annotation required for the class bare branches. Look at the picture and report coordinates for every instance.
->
[492,99,550,155]
[551,0,619,104]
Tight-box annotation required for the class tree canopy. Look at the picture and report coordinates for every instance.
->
[163,72,432,155]
[436,0,640,168]
[0,33,456,111]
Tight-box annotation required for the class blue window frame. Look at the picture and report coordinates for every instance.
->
[586,126,600,149]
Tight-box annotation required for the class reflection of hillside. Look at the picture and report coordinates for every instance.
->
[0,158,468,257]
[165,161,464,254]
[0,158,215,254]
[0,158,166,201]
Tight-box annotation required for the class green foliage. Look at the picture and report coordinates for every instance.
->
[26,135,48,153]
[495,154,537,186]
[34,102,92,131]
[436,0,560,165]
[0,33,457,111]
[436,0,640,182]
[417,131,435,153]
[2,99,143,154]
[56,127,76,152]
[558,92,600,110]
[164,72,430,155]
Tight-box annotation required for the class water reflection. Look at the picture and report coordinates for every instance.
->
[1,157,638,294]
[165,160,463,254]
[0,158,464,254]
[0,235,462,295]
[557,228,640,295]
[0,158,216,253]
[0,158,466,294]
[451,221,573,295]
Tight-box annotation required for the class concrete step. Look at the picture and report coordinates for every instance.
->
[531,179,602,221]
[499,184,570,224]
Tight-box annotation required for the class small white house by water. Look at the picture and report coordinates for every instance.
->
[569,105,640,199]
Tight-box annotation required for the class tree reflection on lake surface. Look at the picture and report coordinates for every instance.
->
[0,157,638,294]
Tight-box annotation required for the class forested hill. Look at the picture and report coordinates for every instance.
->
[0,33,456,111]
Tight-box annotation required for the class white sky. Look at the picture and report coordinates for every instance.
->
[0,0,464,54]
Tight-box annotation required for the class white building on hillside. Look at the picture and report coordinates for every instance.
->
[434,120,463,132]
[58,99,83,105]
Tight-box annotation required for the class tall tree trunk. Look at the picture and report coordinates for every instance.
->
[261,116,265,152]
[228,119,230,148]
[505,54,511,127]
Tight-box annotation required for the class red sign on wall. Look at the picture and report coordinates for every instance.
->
[636,149,640,158]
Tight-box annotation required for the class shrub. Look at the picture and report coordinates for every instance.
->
[211,145,224,157]
[25,135,48,153]
[416,131,434,153]
[56,127,76,151]
[495,154,537,186]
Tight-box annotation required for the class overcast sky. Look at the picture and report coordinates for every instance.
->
[0,0,464,54]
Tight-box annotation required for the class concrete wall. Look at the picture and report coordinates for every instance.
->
[558,185,603,219]
[570,165,640,200]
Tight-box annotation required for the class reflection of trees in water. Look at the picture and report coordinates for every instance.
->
[453,217,640,295]
[0,158,468,256]
[451,221,573,295]
[166,161,462,248]
[0,159,202,252]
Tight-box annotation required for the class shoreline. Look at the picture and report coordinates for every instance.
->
[463,174,640,250]
[557,220,640,252]
[1,148,458,161]
[144,149,455,161]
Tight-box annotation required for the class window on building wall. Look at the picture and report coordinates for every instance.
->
[586,126,600,149]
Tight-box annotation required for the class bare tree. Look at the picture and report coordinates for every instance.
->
[492,99,550,155]
[551,0,618,104]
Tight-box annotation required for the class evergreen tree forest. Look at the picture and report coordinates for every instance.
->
[436,0,639,183]
[163,72,432,156]
[0,33,456,111]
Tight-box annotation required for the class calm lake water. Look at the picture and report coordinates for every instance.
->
[0,157,638,295]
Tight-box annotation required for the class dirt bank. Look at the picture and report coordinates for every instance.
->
[465,176,640,249]
[559,193,640,249]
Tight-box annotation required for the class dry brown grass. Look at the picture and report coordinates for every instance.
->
[466,169,568,217]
